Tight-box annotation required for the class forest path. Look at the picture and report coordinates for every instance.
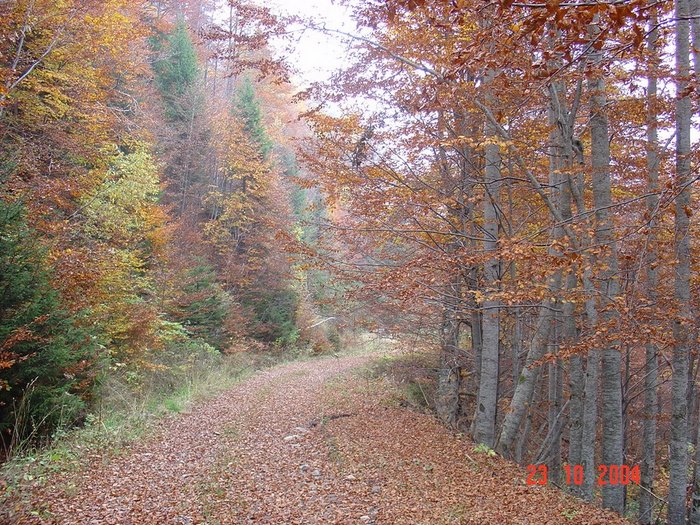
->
[5,350,629,524]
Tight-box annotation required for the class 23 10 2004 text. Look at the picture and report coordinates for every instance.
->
[526,464,640,486]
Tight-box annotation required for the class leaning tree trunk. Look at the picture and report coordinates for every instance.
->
[495,74,567,459]
[668,0,692,523]
[495,279,559,458]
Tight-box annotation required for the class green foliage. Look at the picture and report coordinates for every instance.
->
[235,77,273,159]
[81,144,161,246]
[170,264,232,350]
[78,143,164,362]
[153,21,201,122]
[473,443,497,457]
[0,201,95,446]
[248,288,299,346]
[562,509,579,520]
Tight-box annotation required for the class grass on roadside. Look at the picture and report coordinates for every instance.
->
[0,349,282,503]
[0,331,390,507]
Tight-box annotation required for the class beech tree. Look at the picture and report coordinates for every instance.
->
[301,1,698,522]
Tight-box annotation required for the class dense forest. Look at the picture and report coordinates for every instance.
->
[0,0,335,449]
[1,0,700,524]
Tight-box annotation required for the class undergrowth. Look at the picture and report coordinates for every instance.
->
[364,349,438,410]
[0,332,384,504]
[0,348,288,501]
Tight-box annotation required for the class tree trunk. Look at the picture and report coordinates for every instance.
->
[566,300,584,493]
[691,401,700,524]
[580,347,599,500]
[496,69,570,460]
[588,19,624,512]
[473,117,501,447]
[547,341,563,485]
[437,277,462,427]
[687,3,700,523]
[546,63,585,495]
[495,278,560,458]
[639,8,660,523]
[668,0,692,522]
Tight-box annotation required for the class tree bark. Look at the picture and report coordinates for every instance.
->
[588,19,624,513]
[691,401,700,524]
[639,7,660,523]
[437,277,463,427]
[495,278,560,458]
[668,0,692,522]
[496,69,569,460]
[473,113,501,447]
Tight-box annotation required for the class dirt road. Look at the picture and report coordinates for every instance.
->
[2,353,629,524]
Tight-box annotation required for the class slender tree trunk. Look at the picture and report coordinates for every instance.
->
[669,1,692,522]
[545,79,564,484]
[568,142,600,501]
[546,64,585,495]
[566,271,584,489]
[587,19,624,512]
[474,110,501,447]
[512,305,522,385]
[472,306,483,385]
[639,8,660,523]
[435,114,470,428]
[688,2,700,521]
[580,351,599,500]
[495,278,560,458]
[547,332,563,485]
[437,277,463,427]
[467,262,483,435]
[508,176,522,388]
[575,215,601,500]
[496,70,570,459]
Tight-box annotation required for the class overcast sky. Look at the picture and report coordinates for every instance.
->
[252,0,356,87]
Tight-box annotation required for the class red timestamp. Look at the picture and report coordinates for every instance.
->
[526,464,641,486]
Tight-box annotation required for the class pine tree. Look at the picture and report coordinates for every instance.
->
[0,201,94,443]
[236,77,273,159]
[152,20,206,216]
[153,20,200,122]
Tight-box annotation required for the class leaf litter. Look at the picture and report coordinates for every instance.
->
[1,355,631,524]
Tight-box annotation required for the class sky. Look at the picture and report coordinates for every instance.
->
[252,0,357,87]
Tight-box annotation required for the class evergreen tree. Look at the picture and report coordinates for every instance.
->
[0,201,94,442]
[152,20,207,216]
[153,20,200,122]
[235,77,273,159]
[173,264,231,350]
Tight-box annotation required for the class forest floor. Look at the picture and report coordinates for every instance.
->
[1,348,631,525]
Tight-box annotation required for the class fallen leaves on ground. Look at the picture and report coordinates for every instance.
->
[1,354,631,524]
